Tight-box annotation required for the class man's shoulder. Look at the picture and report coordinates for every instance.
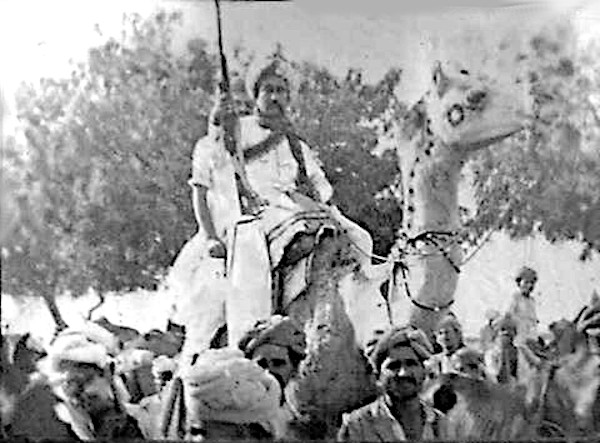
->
[343,397,386,423]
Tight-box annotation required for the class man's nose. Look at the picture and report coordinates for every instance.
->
[397,366,408,376]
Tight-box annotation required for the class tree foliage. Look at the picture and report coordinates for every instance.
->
[2,11,216,310]
[465,24,600,260]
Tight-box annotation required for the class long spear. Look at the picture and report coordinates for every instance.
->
[213,0,262,215]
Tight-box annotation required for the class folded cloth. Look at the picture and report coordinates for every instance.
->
[238,315,306,359]
[180,349,285,433]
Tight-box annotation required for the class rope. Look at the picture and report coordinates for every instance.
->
[397,260,455,312]
[343,230,460,313]
[459,230,494,266]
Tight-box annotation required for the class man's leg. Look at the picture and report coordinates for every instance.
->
[227,219,272,348]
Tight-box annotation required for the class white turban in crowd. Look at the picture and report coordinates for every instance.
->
[43,322,120,376]
[180,348,287,437]
[39,322,133,405]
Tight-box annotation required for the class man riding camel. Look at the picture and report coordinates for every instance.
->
[188,52,372,345]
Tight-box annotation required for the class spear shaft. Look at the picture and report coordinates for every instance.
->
[213,0,261,215]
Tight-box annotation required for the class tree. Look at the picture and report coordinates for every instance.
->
[464,23,600,260]
[2,11,217,329]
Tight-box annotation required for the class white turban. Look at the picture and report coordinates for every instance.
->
[180,349,285,432]
[45,322,120,373]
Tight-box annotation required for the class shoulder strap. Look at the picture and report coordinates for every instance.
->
[286,133,319,201]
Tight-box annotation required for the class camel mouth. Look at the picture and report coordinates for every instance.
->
[464,125,525,151]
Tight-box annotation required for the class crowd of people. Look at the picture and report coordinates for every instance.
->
[2,263,587,441]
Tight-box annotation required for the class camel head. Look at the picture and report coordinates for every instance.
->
[423,60,530,152]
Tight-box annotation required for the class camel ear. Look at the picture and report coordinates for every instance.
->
[432,61,450,97]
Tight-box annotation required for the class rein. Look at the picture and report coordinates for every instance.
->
[345,229,461,314]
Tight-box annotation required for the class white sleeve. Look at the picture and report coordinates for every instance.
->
[189,135,217,188]
[300,142,333,203]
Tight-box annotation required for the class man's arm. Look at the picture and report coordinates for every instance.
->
[192,185,218,239]
[191,184,226,259]
[189,134,227,259]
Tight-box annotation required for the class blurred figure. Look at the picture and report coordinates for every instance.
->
[484,315,519,384]
[508,266,540,344]
[9,323,143,440]
[338,326,445,441]
[479,309,501,350]
[427,313,465,377]
[449,348,487,381]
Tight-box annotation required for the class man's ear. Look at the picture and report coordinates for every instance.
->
[432,61,450,98]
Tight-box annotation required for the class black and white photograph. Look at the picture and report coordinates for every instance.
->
[1,0,600,440]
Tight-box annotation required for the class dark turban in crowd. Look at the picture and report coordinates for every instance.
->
[366,325,434,374]
[238,316,306,368]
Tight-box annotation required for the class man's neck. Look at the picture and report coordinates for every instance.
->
[256,111,291,133]
[386,393,421,419]
[386,395,424,439]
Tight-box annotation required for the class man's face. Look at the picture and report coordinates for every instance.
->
[436,326,461,354]
[251,343,294,390]
[256,75,289,118]
[61,363,115,416]
[379,346,425,401]
[518,277,536,297]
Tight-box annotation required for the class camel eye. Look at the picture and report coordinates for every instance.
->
[460,69,469,75]
[447,104,465,126]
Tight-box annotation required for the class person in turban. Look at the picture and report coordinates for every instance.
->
[238,315,306,393]
[9,322,143,441]
[508,266,540,343]
[160,348,288,440]
[338,325,445,441]
[427,313,466,377]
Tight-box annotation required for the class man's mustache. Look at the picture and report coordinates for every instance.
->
[265,100,285,112]
[393,376,417,385]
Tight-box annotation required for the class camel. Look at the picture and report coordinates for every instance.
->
[164,60,530,437]
[381,60,529,335]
